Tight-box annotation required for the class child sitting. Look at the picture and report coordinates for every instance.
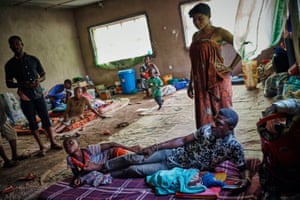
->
[63,135,141,187]
[54,87,103,133]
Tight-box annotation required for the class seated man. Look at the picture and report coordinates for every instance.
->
[100,108,251,191]
[54,87,104,133]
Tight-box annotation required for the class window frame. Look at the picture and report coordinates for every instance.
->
[179,0,239,49]
[88,12,154,70]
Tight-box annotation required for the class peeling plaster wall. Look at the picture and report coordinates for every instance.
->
[74,0,242,87]
[0,6,85,94]
[73,0,192,86]
[0,1,244,93]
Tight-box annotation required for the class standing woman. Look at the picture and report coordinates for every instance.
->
[187,3,241,129]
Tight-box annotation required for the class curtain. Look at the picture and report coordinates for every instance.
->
[289,0,300,65]
[234,0,287,61]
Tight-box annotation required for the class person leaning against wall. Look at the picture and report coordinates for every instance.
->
[4,35,62,157]
[187,3,241,129]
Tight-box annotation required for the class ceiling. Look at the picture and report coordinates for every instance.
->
[0,0,103,9]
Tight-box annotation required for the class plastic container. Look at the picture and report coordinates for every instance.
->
[168,78,179,85]
[242,60,258,90]
[175,80,188,90]
[162,74,173,85]
[118,69,137,94]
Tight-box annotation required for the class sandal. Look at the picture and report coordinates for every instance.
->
[18,173,36,181]
[1,185,15,194]
[115,122,129,129]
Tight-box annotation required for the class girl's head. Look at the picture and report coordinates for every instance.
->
[188,3,211,18]
[189,3,211,30]
[63,137,80,155]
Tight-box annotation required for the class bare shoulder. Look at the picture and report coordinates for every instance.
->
[214,27,233,44]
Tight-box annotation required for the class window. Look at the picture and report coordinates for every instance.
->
[89,14,153,69]
[180,0,239,48]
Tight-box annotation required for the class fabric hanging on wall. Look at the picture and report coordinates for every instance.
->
[233,0,287,61]
[289,0,300,65]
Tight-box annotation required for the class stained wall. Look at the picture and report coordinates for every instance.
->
[0,6,85,94]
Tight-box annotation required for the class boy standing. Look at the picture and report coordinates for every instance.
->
[147,69,164,110]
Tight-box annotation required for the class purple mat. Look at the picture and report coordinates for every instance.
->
[39,159,262,200]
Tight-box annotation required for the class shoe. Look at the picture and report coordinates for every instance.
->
[2,160,18,168]
[51,143,63,150]
[158,105,162,110]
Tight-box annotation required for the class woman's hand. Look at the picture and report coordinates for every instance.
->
[187,85,194,99]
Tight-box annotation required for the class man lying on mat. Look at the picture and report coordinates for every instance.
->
[101,108,251,192]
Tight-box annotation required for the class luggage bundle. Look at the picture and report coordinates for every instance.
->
[257,99,300,195]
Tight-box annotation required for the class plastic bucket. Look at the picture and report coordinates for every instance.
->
[118,69,136,94]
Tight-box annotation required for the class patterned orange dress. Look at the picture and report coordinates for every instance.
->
[189,32,232,129]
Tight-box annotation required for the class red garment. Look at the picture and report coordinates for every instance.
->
[70,150,90,169]
[189,38,232,129]
[113,147,129,157]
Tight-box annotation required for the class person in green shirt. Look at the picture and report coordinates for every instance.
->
[147,68,163,110]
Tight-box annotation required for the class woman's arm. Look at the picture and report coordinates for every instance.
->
[187,70,194,98]
[219,27,241,70]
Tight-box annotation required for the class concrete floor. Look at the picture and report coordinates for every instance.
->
[108,84,272,160]
[0,83,273,199]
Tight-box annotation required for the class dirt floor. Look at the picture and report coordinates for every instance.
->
[0,84,272,200]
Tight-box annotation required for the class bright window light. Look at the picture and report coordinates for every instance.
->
[180,0,239,48]
[89,14,153,66]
